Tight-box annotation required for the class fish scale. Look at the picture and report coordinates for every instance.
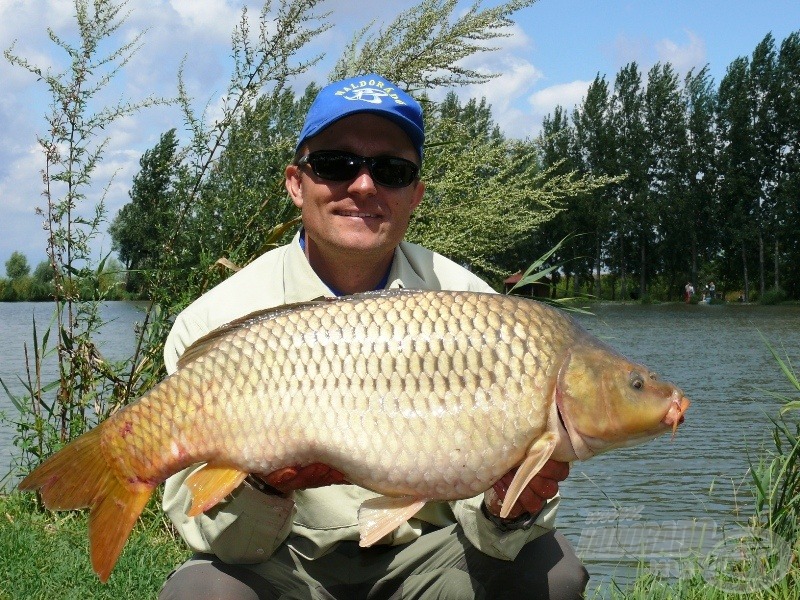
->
[19,288,690,582]
[108,293,541,496]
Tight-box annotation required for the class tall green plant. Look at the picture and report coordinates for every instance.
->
[750,343,800,548]
[2,0,167,475]
[331,0,537,89]
[145,0,329,312]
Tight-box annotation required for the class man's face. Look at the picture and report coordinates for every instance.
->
[285,113,425,262]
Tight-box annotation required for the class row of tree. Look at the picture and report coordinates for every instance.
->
[0,251,126,301]
[1,252,53,301]
[111,28,800,303]
[535,32,800,302]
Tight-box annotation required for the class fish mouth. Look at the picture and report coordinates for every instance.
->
[661,394,690,439]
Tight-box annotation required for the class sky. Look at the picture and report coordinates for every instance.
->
[1,0,799,272]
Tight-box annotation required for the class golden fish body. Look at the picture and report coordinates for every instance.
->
[110,290,572,497]
[20,289,690,581]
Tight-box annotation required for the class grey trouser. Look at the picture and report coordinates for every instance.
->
[159,525,588,600]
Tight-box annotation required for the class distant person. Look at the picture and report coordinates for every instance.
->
[684,282,694,303]
[708,281,716,301]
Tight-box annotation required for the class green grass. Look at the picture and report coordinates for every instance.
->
[0,492,190,599]
[584,557,800,599]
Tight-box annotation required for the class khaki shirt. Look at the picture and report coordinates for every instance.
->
[163,232,559,564]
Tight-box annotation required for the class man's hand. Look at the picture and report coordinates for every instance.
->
[259,463,348,494]
[484,459,570,520]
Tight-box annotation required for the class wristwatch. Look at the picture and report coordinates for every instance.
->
[480,501,539,531]
[244,474,285,496]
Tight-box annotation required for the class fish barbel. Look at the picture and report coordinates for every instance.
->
[19,289,690,581]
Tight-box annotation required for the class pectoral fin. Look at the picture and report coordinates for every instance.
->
[500,432,557,519]
[358,496,427,547]
[186,465,248,516]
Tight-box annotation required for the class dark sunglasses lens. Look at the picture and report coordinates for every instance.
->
[309,154,361,181]
[371,158,418,187]
[305,152,418,188]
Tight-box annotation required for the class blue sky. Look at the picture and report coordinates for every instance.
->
[1,0,798,272]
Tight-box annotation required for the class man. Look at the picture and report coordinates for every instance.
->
[159,74,588,600]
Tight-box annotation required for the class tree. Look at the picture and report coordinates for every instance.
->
[32,260,55,283]
[643,63,688,296]
[409,92,577,283]
[5,251,31,280]
[749,34,781,297]
[717,56,759,301]
[572,75,616,297]
[532,105,578,293]
[109,128,184,293]
[679,67,718,291]
[191,85,315,273]
[776,32,800,297]
[610,62,647,299]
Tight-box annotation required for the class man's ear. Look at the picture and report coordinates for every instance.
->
[285,164,303,209]
[410,180,425,211]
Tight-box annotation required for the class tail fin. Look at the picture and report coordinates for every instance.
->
[18,426,154,582]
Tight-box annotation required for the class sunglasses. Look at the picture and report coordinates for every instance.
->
[297,150,420,188]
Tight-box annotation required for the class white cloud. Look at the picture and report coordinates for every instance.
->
[168,0,249,40]
[523,80,592,136]
[608,33,652,70]
[0,143,42,213]
[528,80,592,114]
[656,29,707,74]
[607,29,708,78]
[0,141,51,267]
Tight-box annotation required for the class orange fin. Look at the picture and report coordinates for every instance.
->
[501,432,557,518]
[185,464,248,516]
[358,495,427,547]
[17,426,155,582]
[89,479,152,582]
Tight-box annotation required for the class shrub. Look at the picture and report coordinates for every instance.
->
[760,287,788,305]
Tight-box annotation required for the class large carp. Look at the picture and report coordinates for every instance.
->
[20,289,689,581]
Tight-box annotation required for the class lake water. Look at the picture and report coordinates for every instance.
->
[0,301,150,470]
[1,300,798,594]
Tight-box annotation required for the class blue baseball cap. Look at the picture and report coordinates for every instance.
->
[296,74,424,158]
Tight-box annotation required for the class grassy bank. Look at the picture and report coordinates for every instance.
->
[0,492,189,599]
[2,489,796,599]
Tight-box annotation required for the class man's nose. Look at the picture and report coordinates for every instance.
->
[348,166,377,194]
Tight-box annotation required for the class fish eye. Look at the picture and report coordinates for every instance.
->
[630,373,644,390]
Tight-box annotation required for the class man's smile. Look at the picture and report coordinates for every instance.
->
[335,209,381,219]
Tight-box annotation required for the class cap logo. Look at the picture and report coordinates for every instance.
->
[342,87,388,104]
[334,78,407,106]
